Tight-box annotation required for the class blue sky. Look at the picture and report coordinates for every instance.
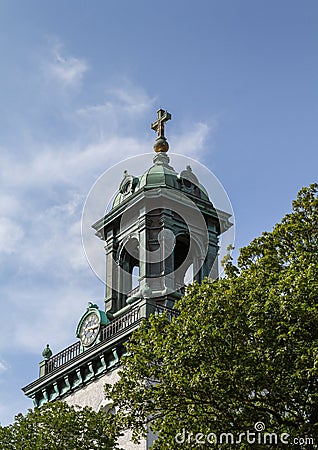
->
[0,0,317,425]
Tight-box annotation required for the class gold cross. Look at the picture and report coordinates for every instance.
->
[151,109,171,139]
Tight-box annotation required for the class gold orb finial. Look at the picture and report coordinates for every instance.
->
[154,137,169,153]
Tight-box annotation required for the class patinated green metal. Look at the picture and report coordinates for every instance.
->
[22,300,170,407]
[76,302,110,350]
[42,344,52,360]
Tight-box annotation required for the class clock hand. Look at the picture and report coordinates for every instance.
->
[86,325,99,331]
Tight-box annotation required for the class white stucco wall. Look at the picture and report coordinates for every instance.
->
[65,368,119,411]
[64,367,147,450]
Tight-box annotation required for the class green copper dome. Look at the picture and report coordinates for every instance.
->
[112,153,210,209]
[112,170,139,208]
[136,153,179,190]
[112,109,211,208]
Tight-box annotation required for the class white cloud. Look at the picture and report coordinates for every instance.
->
[0,217,24,254]
[0,137,147,196]
[0,358,9,374]
[79,87,154,117]
[11,285,99,353]
[76,80,156,139]
[45,43,88,87]
[172,121,215,157]
[110,83,156,114]
[0,194,20,216]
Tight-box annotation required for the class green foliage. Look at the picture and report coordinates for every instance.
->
[105,184,318,449]
[0,401,116,450]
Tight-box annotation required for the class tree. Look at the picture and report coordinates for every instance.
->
[0,401,117,450]
[105,184,318,449]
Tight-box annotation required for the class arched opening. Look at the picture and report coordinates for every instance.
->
[184,263,193,285]
[173,234,204,293]
[132,265,140,289]
[119,237,140,305]
[174,234,190,293]
[174,234,190,271]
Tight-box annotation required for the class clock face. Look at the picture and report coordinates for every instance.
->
[80,313,100,347]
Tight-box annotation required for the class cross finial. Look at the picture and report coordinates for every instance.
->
[151,109,171,139]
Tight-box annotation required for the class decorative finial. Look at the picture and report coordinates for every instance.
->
[151,109,171,153]
[42,344,52,360]
[87,301,99,310]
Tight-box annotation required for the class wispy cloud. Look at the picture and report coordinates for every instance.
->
[44,42,88,87]
[172,121,216,158]
[76,79,156,139]
[0,358,9,374]
[0,217,24,255]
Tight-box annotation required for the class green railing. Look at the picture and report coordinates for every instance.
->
[45,306,140,375]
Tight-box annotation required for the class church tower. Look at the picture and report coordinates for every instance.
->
[22,109,232,449]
